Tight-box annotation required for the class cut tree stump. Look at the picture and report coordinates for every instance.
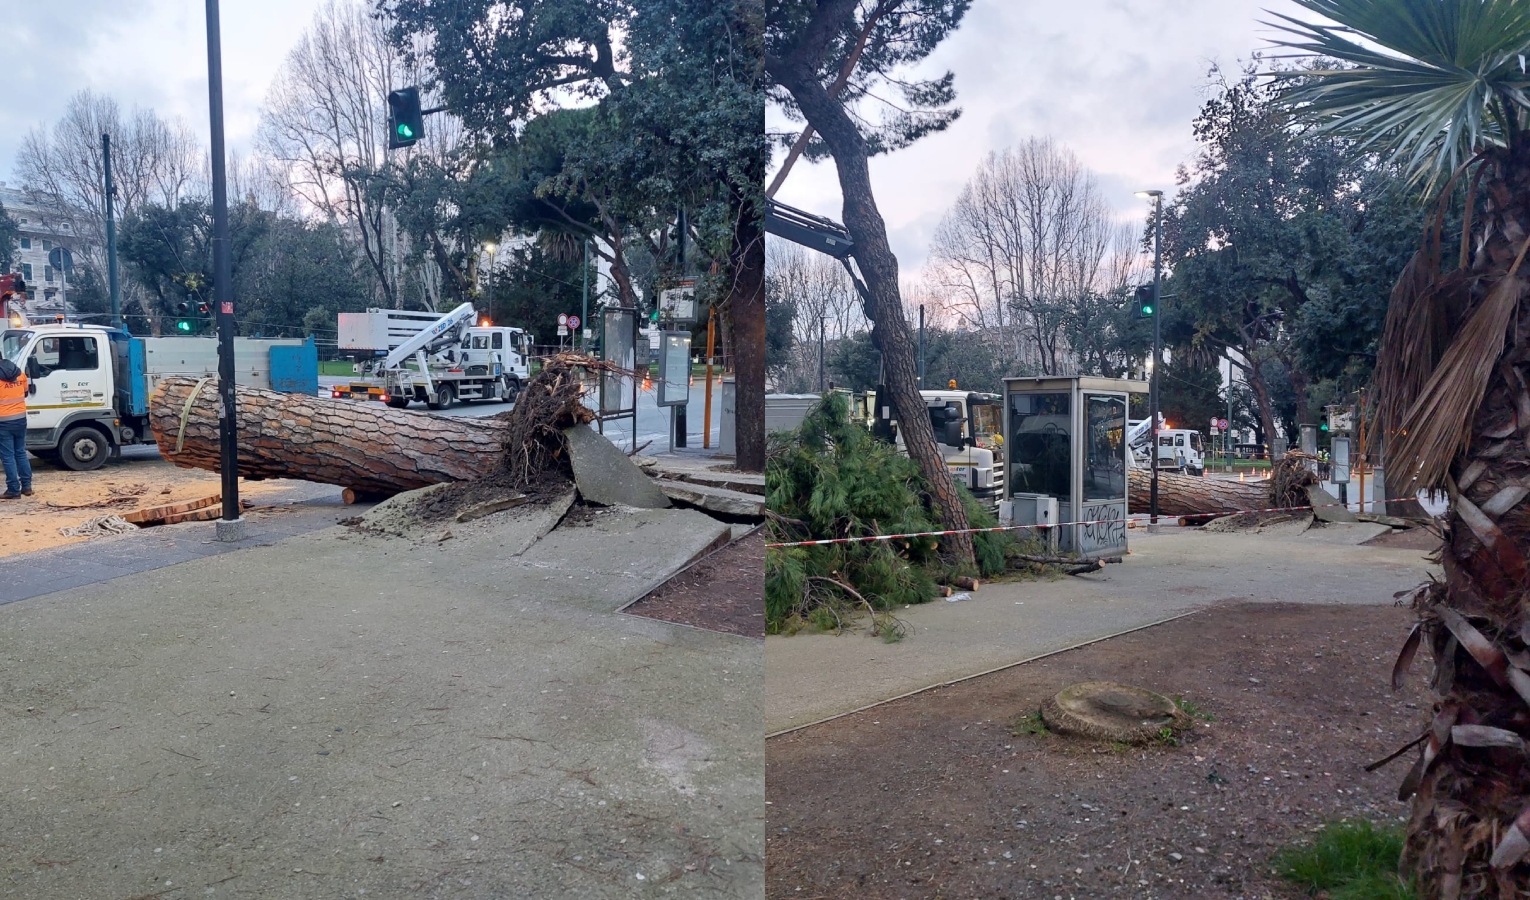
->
[1040,681,1192,744]
[150,376,506,497]
[1128,468,1268,518]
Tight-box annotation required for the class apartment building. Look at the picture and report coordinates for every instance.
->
[0,183,81,317]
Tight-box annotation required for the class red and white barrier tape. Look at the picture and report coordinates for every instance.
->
[765,495,1432,549]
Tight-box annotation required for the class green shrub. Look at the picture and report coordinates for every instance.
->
[765,393,1010,633]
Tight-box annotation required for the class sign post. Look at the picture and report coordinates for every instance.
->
[658,330,692,451]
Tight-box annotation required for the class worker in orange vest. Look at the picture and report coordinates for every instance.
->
[0,358,32,499]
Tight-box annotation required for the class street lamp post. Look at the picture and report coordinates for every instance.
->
[819,315,826,392]
[1136,189,1164,531]
[483,241,496,325]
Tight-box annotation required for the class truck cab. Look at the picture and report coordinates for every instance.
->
[912,390,1005,504]
[3,322,316,471]
[3,323,126,470]
[459,326,532,382]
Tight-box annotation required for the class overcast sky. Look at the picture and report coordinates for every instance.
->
[3,0,1310,266]
[770,0,1309,274]
[0,0,329,186]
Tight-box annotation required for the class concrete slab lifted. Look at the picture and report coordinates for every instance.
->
[0,479,761,898]
[565,423,672,510]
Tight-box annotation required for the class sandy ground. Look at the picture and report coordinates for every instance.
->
[766,602,1426,899]
[3,453,330,559]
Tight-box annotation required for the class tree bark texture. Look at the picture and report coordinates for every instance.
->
[149,376,503,497]
[1397,145,1530,896]
[767,9,975,566]
[1126,468,1267,518]
[731,201,767,473]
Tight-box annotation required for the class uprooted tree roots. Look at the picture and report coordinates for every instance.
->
[496,354,601,487]
[1269,450,1321,510]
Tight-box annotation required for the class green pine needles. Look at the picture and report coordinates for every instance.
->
[765,393,1009,635]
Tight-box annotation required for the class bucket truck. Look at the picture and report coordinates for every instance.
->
[334,303,532,410]
[1127,414,1206,476]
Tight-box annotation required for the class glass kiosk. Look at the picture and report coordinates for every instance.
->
[1001,376,1147,558]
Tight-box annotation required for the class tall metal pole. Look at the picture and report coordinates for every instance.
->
[1226,368,1234,469]
[102,133,121,331]
[1148,193,1163,530]
[581,239,589,352]
[918,304,925,388]
[819,315,826,392]
[206,0,241,537]
[485,246,495,325]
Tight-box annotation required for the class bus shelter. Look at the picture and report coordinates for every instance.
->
[1001,376,1147,558]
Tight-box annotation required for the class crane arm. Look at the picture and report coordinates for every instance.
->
[379,303,475,371]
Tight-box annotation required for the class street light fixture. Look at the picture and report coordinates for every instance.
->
[1136,189,1164,531]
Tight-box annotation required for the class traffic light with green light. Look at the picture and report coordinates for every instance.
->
[387,87,423,149]
[1134,284,1155,319]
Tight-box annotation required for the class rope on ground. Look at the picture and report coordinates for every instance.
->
[58,515,140,538]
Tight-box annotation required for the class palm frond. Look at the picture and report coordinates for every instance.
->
[1267,0,1530,189]
[1390,236,1530,496]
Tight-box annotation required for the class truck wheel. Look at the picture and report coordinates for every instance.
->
[500,377,521,404]
[385,396,410,409]
[426,386,455,411]
[58,426,110,472]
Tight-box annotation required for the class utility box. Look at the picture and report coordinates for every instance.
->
[719,377,736,456]
[1003,376,1147,559]
[1003,493,1060,553]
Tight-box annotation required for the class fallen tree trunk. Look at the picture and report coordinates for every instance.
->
[1127,468,1268,518]
[150,376,504,496]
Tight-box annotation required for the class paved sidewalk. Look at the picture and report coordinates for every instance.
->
[0,487,364,606]
[765,525,1437,734]
[0,502,762,898]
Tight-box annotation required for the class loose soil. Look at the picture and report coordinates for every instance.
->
[2,455,312,559]
[1363,526,1444,552]
[766,601,1429,899]
[625,530,765,638]
[412,469,574,523]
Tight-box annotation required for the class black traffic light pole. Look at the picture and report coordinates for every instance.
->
[205,0,242,539]
[102,133,121,331]
[1148,191,1163,531]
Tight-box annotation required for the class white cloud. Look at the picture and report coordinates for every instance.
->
[770,0,1309,272]
[0,0,328,184]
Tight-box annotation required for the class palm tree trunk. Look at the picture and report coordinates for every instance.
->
[1401,148,1530,897]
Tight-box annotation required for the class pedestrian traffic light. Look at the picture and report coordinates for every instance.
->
[1135,284,1155,319]
[176,319,193,332]
[387,87,423,149]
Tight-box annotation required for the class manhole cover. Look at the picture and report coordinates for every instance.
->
[1040,681,1190,743]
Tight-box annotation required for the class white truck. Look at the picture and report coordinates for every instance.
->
[832,386,1004,507]
[1127,416,1206,476]
[907,389,1005,506]
[334,303,533,410]
[1,321,315,471]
